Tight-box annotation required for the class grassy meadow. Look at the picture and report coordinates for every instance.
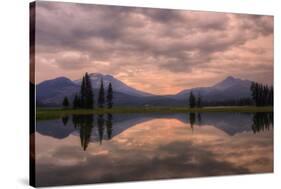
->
[36,106,273,120]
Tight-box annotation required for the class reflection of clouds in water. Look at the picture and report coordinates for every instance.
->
[205,131,273,172]
[35,118,273,187]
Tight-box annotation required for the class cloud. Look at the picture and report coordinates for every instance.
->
[34,1,273,94]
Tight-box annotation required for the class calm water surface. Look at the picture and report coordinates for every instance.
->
[34,112,273,187]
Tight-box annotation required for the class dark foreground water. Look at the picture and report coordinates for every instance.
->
[34,112,273,187]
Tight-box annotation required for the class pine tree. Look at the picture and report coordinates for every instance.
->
[98,78,105,108]
[73,94,79,109]
[84,73,94,109]
[250,82,258,105]
[62,96,69,108]
[78,73,95,109]
[257,83,263,106]
[189,91,196,108]
[197,94,202,107]
[269,86,273,106]
[106,82,113,109]
[77,96,81,108]
[250,82,273,106]
[80,76,86,108]
[263,85,269,106]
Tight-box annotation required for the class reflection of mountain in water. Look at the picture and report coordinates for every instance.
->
[36,112,273,148]
[197,113,253,135]
[36,119,76,139]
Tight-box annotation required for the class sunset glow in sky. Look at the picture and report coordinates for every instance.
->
[34,1,273,95]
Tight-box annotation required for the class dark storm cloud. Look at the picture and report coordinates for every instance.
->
[35,1,273,94]
[237,14,273,36]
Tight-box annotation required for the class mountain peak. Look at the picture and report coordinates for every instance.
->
[73,73,153,97]
[224,76,236,81]
[38,76,72,85]
[88,73,103,78]
[213,76,244,90]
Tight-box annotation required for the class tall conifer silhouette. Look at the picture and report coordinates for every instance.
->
[98,78,105,108]
[106,82,113,108]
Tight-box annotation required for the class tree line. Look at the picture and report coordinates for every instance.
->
[188,91,202,108]
[187,91,254,107]
[203,98,254,107]
[62,73,113,109]
[252,112,273,133]
[188,81,273,107]
[250,82,273,106]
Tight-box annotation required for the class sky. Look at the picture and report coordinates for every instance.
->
[34,1,273,95]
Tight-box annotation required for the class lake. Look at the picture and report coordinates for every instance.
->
[34,112,273,187]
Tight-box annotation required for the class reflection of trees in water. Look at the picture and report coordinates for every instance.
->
[252,112,273,133]
[187,113,201,131]
[189,113,196,131]
[72,115,78,128]
[186,112,273,134]
[106,114,113,140]
[72,115,94,151]
[71,114,113,150]
[97,115,105,144]
[97,114,113,144]
[197,113,202,125]
[61,116,69,126]
[68,112,273,150]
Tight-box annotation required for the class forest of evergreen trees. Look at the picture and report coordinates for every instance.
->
[62,73,113,109]
[250,82,273,106]
[203,98,254,107]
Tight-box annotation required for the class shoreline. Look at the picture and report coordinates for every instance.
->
[36,106,273,120]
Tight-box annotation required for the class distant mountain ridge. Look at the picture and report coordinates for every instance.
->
[175,76,252,101]
[36,74,253,107]
[73,73,153,97]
